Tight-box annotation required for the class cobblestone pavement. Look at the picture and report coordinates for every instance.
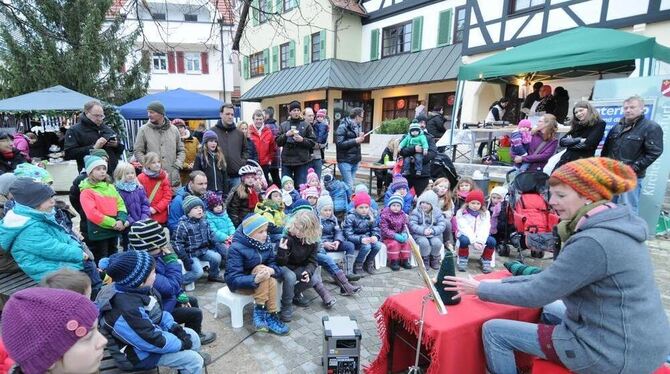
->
[185,237,670,373]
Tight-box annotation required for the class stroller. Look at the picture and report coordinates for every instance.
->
[496,170,560,260]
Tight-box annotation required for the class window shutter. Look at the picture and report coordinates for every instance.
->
[370,29,379,61]
[251,0,259,26]
[274,0,282,13]
[272,45,279,72]
[288,40,296,67]
[242,56,249,79]
[167,51,176,73]
[176,51,185,73]
[437,10,452,46]
[411,16,423,52]
[319,30,326,60]
[262,48,269,75]
[303,35,310,65]
[265,0,273,16]
[200,52,209,74]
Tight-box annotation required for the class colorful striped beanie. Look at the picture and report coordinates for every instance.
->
[550,157,637,202]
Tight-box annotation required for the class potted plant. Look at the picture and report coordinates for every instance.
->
[369,118,409,158]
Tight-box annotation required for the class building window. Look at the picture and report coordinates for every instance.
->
[184,14,198,22]
[280,42,290,70]
[510,0,544,14]
[249,51,265,77]
[283,0,297,12]
[152,12,166,20]
[382,22,412,58]
[453,6,466,43]
[152,52,168,72]
[185,53,201,73]
[382,95,419,120]
[311,32,321,62]
[259,0,268,23]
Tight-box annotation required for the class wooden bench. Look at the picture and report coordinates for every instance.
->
[0,271,37,310]
[99,349,159,374]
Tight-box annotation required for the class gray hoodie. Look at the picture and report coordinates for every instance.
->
[409,190,447,238]
[479,206,670,373]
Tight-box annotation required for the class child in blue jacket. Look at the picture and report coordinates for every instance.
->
[204,191,235,244]
[383,174,414,214]
[323,172,351,221]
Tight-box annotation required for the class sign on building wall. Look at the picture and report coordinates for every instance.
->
[591,100,655,148]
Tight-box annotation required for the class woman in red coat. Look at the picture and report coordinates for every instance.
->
[248,109,278,185]
[137,152,173,224]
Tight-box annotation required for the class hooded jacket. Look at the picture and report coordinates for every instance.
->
[150,254,184,313]
[426,112,446,139]
[276,117,317,166]
[80,179,128,241]
[116,183,151,225]
[409,191,447,239]
[133,119,185,187]
[324,177,351,213]
[335,117,362,164]
[225,227,282,292]
[343,210,381,244]
[478,206,670,374]
[380,207,408,240]
[211,119,249,176]
[254,200,285,234]
[0,204,84,281]
[248,124,277,166]
[206,210,235,242]
[137,170,172,224]
[398,131,437,178]
[320,214,345,243]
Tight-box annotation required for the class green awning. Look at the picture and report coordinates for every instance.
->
[458,27,670,81]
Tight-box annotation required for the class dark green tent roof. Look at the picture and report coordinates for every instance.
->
[458,27,670,81]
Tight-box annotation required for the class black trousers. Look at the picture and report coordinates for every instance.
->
[172,296,203,334]
[88,237,118,266]
[406,176,430,197]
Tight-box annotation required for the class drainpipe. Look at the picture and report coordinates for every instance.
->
[219,18,227,102]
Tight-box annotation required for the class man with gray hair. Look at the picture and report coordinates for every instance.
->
[65,100,123,174]
[602,95,663,213]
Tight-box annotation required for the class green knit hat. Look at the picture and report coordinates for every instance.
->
[89,148,109,159]
[147,101,165,116]
[281,175,294,188]
[182,195,204,214]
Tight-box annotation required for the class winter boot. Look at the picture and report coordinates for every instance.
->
[334,270,361,296]
[363,260,376,275]
[345,254,362,281]
[253,305,269,332]
[314,282,336,308]
[279,303,293,323]
[429,255,441,270]
[292,292,311,307]
[389,259,400,271]
[400,258,413,269]
[457,256,468,272]
[480,258,492,274]
[266,312,290,335]
[353,261,365,276]
[422,256,430,269]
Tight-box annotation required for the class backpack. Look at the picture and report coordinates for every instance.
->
[512,193,559,235]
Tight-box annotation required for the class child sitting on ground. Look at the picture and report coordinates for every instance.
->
[398,122,429,176]
[432,177,455,249]
[455,189,495,273]
[383,175,413,214]
[380,195,411,271]
[227,165,261,227]
[301,186,320,210]
[97,250,207,372]
[173,195,226,284]
[205,191,235,244]
[225,214,289,335]
[137,152,173,225]
[254,185,286,243]
[511,119,532,171]
[281,175,300,210]
[343,192,382,275]
[114,161,151,249]
[322,172,350,222]
[409,190,447,270]
[453,177,475,210]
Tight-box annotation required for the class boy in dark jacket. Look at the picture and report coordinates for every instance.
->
[97,250,206,373]
[172,196,226,285]
[343,192,382,275]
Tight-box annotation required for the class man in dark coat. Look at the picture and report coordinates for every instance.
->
[398,115,437,196]
[335,107,364,188]
[0,133,26,175]
[426,106,446,140]
[64,100,123,174]
[275,101,316,186]
[211,103,248,191]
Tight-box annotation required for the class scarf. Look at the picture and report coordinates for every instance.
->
[1,150,14,159]
[556,200,609,244]
[142,168,160,179]
[466,207,480,217]
[247,187,259,210]
[457,190,469,200]
[115,180,138,192]
[245,233,274,253]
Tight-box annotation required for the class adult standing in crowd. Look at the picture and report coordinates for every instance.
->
[0,133,26,175]
[553,101,606,171]
[133,101,185,188]
[521,81,543,117]
[173,119,200,186]
[65,100,124,174]
[335,107,365,188]
[168,171,208,232]
[311,108,329,179]
[237,121,258,162]
[249,109,277,184]
[426,106,446,140]
[212,103,248,191]
[553,86,570,123]
[535,85,556,115]
[264,107,281,185]
[276,101,316,186]
[481,98,510,156]
[398,115,437,196]
[602,95,663,214]
[443,157,670,374]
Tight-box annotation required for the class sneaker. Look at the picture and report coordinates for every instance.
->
[253,306,269,332]
[266,313,290,335]
[198,331,217,345]
[457,256,468,272]
[292,293,311,307]
[480,258,492,274]
[199,352,212,366]
[207,274,226,283]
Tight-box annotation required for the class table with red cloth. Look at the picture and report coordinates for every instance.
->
[366,270,541,374]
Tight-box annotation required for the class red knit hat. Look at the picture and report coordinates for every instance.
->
[465,189,485,205]
[352,192,371,208]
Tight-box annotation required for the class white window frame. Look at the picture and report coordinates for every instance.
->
[185,52,201,74]
[152,52,168,73]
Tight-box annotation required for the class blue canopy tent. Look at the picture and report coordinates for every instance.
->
[0,85,99,112]
[119,88,224,120]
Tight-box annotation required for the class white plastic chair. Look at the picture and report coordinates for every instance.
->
[214,286,253,328]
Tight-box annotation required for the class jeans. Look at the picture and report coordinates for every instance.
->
[354,241,382,264]
[182,250,222,285]
[172,296,203,334]
[482,301,565,374]
[337,162,359,189]
[281,164,308,186]
[227,176,241,192]
[316,247,341,276]
[402,153,424,174]
[612,177,643,214]
[156,327,203,374]
[279,266,297,310]
[310,158,323,179]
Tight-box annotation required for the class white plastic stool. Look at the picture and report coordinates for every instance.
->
[374,243,387,270]
[214,286,254,328]
[183,260,210,292]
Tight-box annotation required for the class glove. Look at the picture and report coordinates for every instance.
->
[163,253,179,265]
[394,233,406,243]
[170,325,192,351]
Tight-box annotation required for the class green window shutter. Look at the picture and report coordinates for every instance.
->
[319,30,327,60]
[370,29,379,60]
[275,0,282,13]
[437,10,452,46]
[264,0,272,17]
[288,40,296,67]
[411,16,423,52]
[262,48,269,75]
[303,35,311,65]
[251,0,259,26]
[272,45,279,72]
[242,56,249,79]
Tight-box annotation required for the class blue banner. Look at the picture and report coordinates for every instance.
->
[591,101,654,148]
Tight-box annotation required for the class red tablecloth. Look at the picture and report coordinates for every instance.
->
[365,271,541,374]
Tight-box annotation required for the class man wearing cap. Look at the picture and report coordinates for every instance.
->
[212,103,248,191]
[133,101,186,187]
[335,107,364,188]
[65,100,123,175]
[276,100,316,186]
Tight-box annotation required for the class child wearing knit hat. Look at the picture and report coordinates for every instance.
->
[225,213,290,335]
[322,172,351,222]
[383,175,413,214]
[349,183,381,216]
[454,189,496,273]
[193,130,228,193]
[398,122,429,176]
[343,192,383,275]
[380,195,411,271]
[254,185,286,243]
[97,250,208,372]
[409,190,448,270]
[280,175,300,208]
[301,167,321,194]
[1,287,107,374]
[511,119,533,171]
[488,186,507,237]
[204,191,235,244]
[301,186,320,208]
[172,195,226,285]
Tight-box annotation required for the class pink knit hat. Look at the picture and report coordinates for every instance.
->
[1,288,99,374]
[316,109,327,118]
[301,186,320,200]
[518,119,532,129]
[306,168,319,185]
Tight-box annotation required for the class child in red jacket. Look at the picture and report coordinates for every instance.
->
[137,152,173,225]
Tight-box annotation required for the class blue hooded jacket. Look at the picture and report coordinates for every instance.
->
[225,227,282,292]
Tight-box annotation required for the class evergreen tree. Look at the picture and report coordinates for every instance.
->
[0,0,150,105]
